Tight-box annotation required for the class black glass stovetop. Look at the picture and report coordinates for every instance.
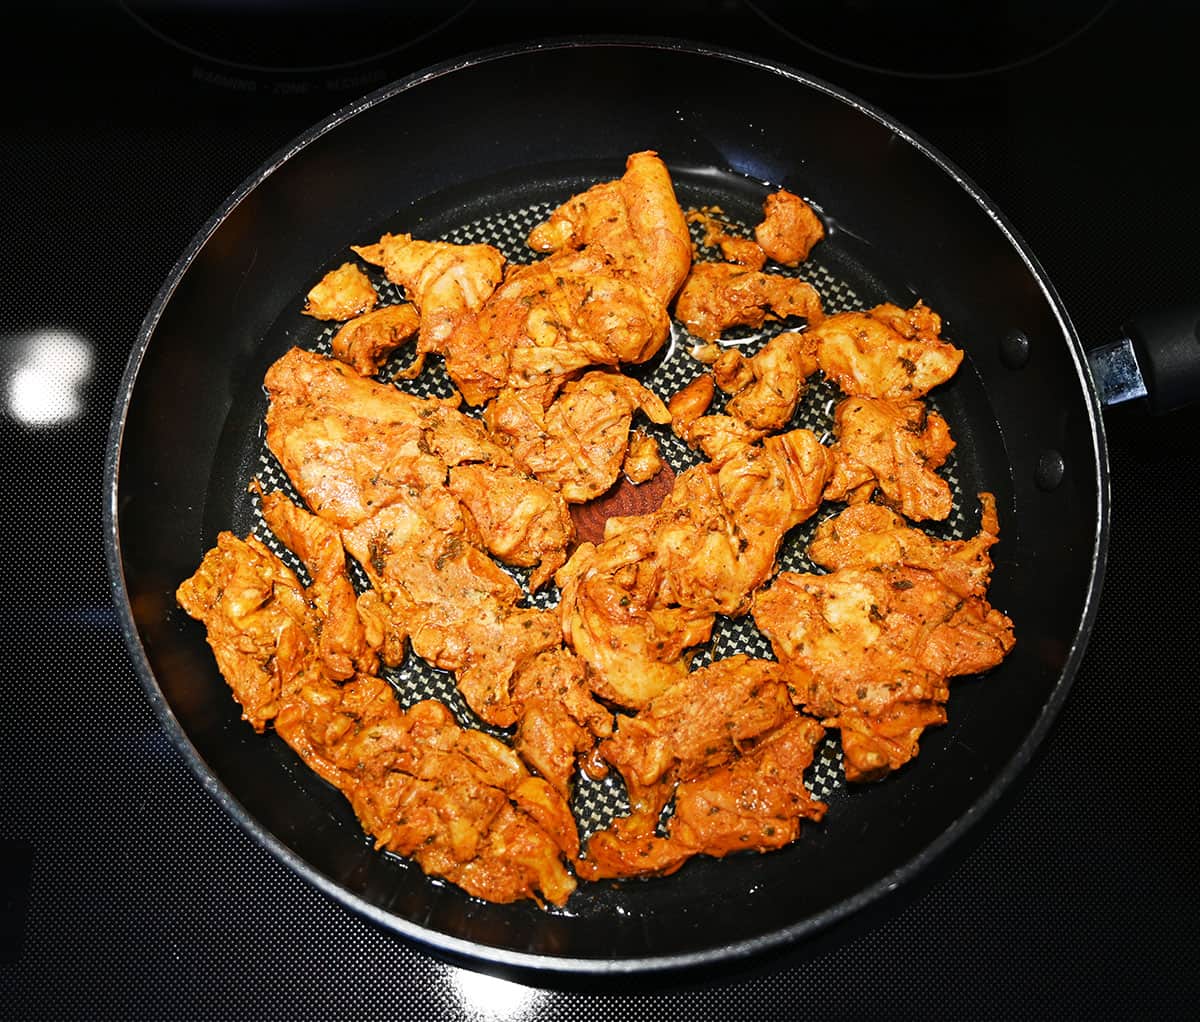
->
[3,1,1198,1016]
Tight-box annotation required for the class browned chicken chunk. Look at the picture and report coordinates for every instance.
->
[622,429,664,484]
[823,395,956,522]
[447,462,575,590]
[528,150,692,305]
[753,494,1014,782]
[754,188,825,266]
[259,487,378,680]
[484,371,671,502]
[599,655,797,818]
[576,713,827,881]
[350,233,505,375]
[330,303,420,377]
[812,301,963,400]
[444,249,673,406]
[302,262,378,321]
[686,207,767,270]
[675,262,824,342]
[509,647,613,799]
[176,531,313,731]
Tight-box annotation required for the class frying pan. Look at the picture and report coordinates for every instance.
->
[103,39,1198,978]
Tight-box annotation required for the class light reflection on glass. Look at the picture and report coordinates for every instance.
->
[4,329,94,427]
[449,968,547,1021]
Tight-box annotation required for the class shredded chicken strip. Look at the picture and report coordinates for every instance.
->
[686,207,767,270]
[556,428,830,707]
[350,233,505,378]
[622,429,664,484]
[599,655,797,819]
[509,647,614,799]
[577,713,827,881]
[528,150,692,304]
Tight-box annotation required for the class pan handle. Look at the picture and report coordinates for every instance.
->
[1088,305,1200,414]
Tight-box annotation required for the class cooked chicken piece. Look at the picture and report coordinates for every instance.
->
[823,396,956,522]
[811,301,963,400]
[666,372,715,423]
[528,150,692,305]
[180,518,577,906]
[444,249,672,406]
[808,493,1004,601]
[350,234,505,377]
[753,498,1014,782]
[447,463,574,590]
[667,715,826,857]
[668,373,768,466]
[555,531,716,708]
[599,655,797,817]
[675,262,824,342]
[713,330,820,432]
[259,489,378,680]
[686,207,767,270]
[642,429,830,616]
[302,262,378,321]
[623,429,664,484]
[343,498,562,728]
[674,413,768,466]
[576,714,827,880]
[330,303,420,377]
[484,371,671,502]
[176,532,314,731]
[754,189,825,266]
[264,348,572,586]
[509,647,614,798]
[278,684,578,905]
[556,429,829,707]
[264,348,496,529]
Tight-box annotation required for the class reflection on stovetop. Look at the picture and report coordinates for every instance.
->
[3,0,1198,1015]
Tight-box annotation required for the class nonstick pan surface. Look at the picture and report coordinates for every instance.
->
[105,40,1107,975]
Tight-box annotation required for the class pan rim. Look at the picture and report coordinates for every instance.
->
[103,34,1112,976]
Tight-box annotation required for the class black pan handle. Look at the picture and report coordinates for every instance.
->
[1088,304,1200,414]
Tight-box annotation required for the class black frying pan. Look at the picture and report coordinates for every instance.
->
[102,39,1193,978]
